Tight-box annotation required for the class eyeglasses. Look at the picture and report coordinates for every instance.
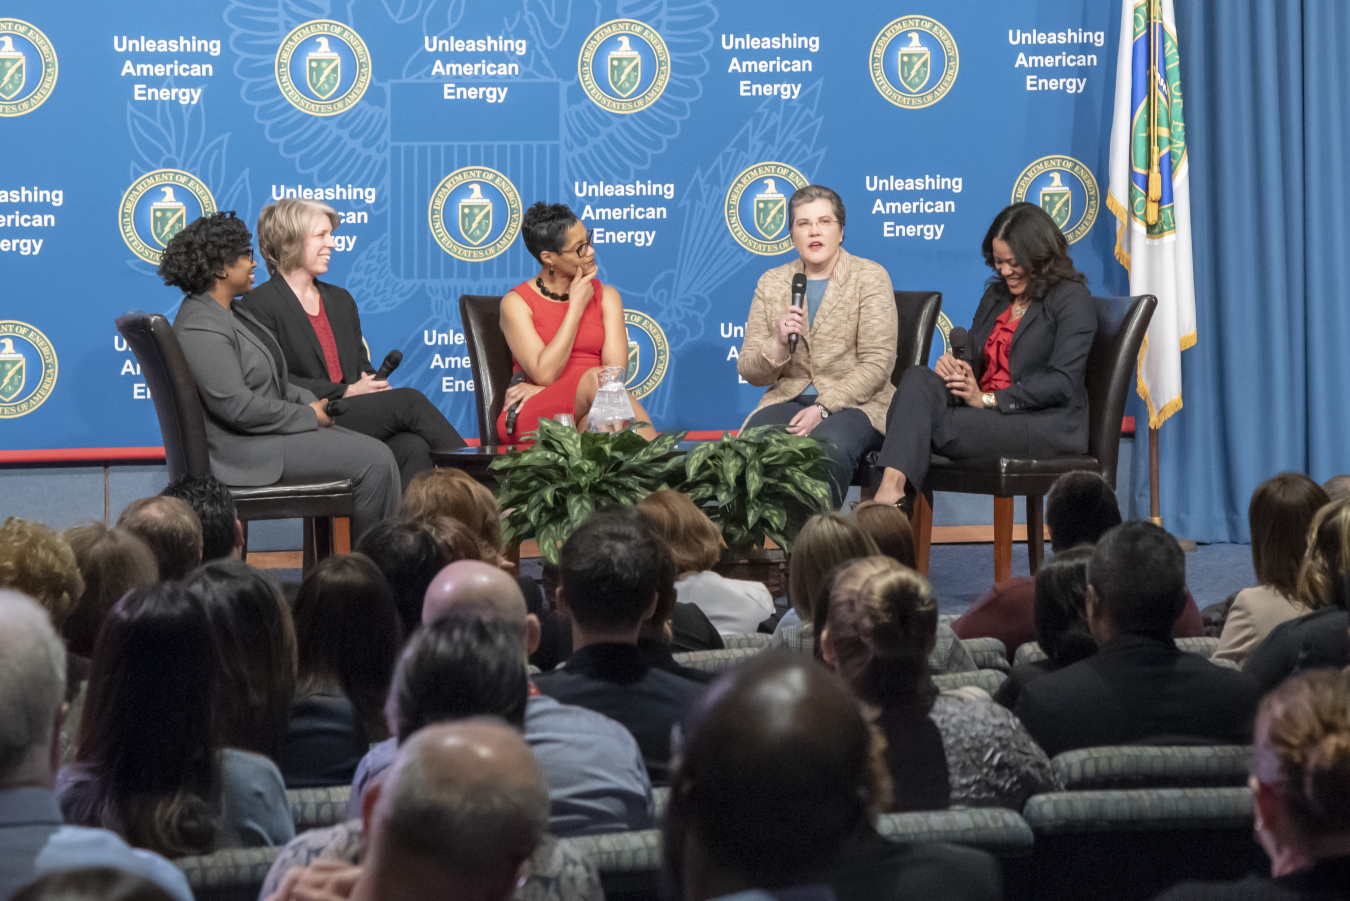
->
[792,216,839,230]
[245,248,254,261]
[561,231,594,257]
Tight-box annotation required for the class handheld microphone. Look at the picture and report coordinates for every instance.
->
[948,327,969,362]
[504,371,528,435]
[788,273,807,354]
[374,349,403,381]
[324,398,348,418]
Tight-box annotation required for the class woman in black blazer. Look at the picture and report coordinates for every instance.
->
[874,203,1096,509]
[239,199,463,489]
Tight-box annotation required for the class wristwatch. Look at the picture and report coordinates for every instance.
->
[815,403,831,419]
[982,392,997,408]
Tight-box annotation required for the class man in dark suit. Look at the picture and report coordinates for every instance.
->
[665,653,1000,901]
[1014,521,1262,758]
[533,508,703,785]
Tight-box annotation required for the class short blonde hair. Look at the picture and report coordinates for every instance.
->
[256,197,339,276]
[0,517,84,629]
[402,469,503,561]
[788,512,878,621]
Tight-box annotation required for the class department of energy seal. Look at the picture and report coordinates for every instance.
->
[276,20,371,116]
[1012,155,1100,244]
[0,321,58,418]
[578,19,670,114]
[725,162,809,255]
[119,169,217,264]
[428,167,523,262]
[869,16,958,109]
[623,310,669,399]
[0,19,58,117]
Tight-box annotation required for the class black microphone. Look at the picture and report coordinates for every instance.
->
[324,398,348,418]
[948,327,969,362]
[374,349,403,381]
[788,273,807,354]
[504,371,528,435]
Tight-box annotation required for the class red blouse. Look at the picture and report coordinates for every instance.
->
[306,296,344,384]
[980,306,1021,392]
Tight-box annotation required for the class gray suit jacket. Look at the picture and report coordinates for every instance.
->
[173,293,319,486]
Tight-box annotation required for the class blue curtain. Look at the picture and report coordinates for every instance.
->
[1127,0,1350,542]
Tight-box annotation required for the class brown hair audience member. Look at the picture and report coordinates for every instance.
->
[852,500,917,568]
[1244,497,1350,692]
[1155,669,1350,900]
[278,554,401,787]
[0,517,83,631]
[665,652,1000,901]
[402,468,502,564]
[354,518,456,639]
[1215,473,1328,665]
[821,556,1057,810]
[994,546,1096,710]
[12,869,179,901]
[115,496,203,581]
[638,490,774,634]
[58,583,293,856]
[61,523,158,658]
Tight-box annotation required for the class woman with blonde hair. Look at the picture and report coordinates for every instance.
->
[637,490,774,634]
[770,512,878,653]
[821,556,1058,810]
[1244,497,1350,693]
[238,197,464,489]
[1157,669,1350,899]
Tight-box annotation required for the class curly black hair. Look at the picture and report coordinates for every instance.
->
[157,211,253,296]
[981,202,1087,304]
[521,201,578,264]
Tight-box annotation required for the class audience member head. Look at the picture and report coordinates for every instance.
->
[1320,474,1350,505]
[820,557,937,709]
[423,516,489,564]
[388,613,530,743]
[1032,545,1097,667]
[665,653,886,900]
[1086,522,1186,643]
[402,469,503,562]
[0,591,67,789]
[0,517,83,631]
[791,511,878,625]
[293,554,402,742]
[60,523,157,658]
[1249,669,1350,876]
[850,501,916,568]
[557,507,666,642]
[1045,471,1123,552]
[1246,473,1327,599]
[160,474,242,563]
[74,583,220,857]
[185,560,296,758]
[356,518,454,638]
[422,560,540,658]
[1296,497,1350,612]
[638,490,722,576]
[11,869,177,901]
[357,721,548,901]
[115,496,203,581]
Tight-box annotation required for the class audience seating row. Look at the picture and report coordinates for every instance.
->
[1014,635,1220,665]
[932,668,1008,694]
[717,632,775,650]
[959,637,1010,673]
[285,785,352,832]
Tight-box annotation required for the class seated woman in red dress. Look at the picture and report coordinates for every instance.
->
[497,202,655,444]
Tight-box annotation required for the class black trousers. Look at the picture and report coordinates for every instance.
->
[876,366,1081,492]
[335,387,465,490]
[745,397,882,509]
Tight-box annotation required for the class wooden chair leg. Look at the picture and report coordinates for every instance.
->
[994,496,1014,584]
[1026,494,1045,575]
[303,517,337,575]
[860,485,875,502]
[335,517,351,555]
[302,518,316,574]
[914,492,933,577]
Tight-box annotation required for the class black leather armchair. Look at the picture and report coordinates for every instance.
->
[115,312,353,572]
[912,294,1157,582]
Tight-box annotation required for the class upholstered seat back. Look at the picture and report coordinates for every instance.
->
[1084,295,1156,488]
[459,294,513,446]
[891,291,943,383]
[115,311,212,481]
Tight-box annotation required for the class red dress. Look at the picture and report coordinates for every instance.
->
[496,278,607,445]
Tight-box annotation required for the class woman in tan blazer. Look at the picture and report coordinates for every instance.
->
[736,185,897,507]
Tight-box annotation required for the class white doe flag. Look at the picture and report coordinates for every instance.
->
[1107,0,1196,427]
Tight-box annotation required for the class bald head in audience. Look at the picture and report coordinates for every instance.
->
[665,652,885,901]
[116,496,203,581]
[422,560,539,657]
[357,720,548,901]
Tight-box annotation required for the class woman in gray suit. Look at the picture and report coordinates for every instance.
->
[159,212,399,539]
[874,203,1096,511]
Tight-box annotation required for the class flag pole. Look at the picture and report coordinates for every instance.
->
[1149,426,1161,526]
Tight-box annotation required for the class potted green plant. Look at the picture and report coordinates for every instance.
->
[677,425,832,591]
[491,418,687,565]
